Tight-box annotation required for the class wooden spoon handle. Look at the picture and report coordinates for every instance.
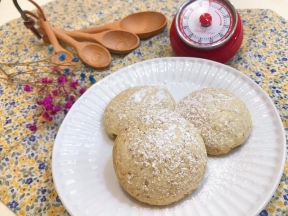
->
[37,20,100,43]
[39,24,99,45]
[40,19,63,52]
[57,29,101,43]
[37,27,46,35]
[53,29,79,48]
[74,20,121,34]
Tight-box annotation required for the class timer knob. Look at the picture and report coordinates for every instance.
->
[199,13,212,27]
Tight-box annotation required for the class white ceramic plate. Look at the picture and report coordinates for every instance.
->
[52,57,286,216]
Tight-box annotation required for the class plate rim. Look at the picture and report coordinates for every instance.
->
[52,57,286,216]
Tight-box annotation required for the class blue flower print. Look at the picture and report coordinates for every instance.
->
[29,135,36,142]
[9,201,19,209]
[25,178,33,184]
[255,71,262,77]
[40,196,46,202]
[56,195,61,202]
[5,118,12,124]
[38,163,45,170]
[259,210,268,216]
[284,193,288,201]
[41,189,47,194]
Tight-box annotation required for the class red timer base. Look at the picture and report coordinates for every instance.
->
[169,13,243,63]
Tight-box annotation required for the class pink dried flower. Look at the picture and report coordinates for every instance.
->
[69,95,75,102]
[79,87,86,95]
[43,95,53,103]
[65,101,73,109]
[51,66,60,72]
[52,106,62,112]
[57,76,68,84]
[69,81,79,89]
[28,124,37,132]
[42,95,54,110]
[52,90,59,96]
[41,78,48,83]
[41,77,53,84]
[36,100,43,105]
[44,103,53,111]
[47,79,53,84]
[51,106,62,115]
[42,112,52,121]
[24,84,32,92]
[51,105,62,115]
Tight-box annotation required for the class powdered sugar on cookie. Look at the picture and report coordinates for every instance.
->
[113,110,207,205]
[103,86,176,139]
[176,87,252,155]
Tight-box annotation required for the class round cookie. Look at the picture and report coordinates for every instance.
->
[113,110,207,206]
[103,86,175,139]
[176,87,252,155]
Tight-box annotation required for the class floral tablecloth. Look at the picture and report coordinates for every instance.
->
[0,0,287,215]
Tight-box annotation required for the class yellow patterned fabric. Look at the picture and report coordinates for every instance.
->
[0,0,287,215]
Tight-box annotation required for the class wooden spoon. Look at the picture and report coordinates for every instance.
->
[38,27,139,55]
[27,0,110,69]
[25,8,139,54]
[57,30,140,55]
[52,28,111,69]
[25,1,75,69]
[40,19,74,69]
[75,11,167,40]
[38,21,111,69]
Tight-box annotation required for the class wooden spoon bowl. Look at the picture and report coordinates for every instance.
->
[77,11,167,40]
[80,43,111,68]
[118,11,167,39]
[99,30,139,54]
[51,51,74,68]
[58,29,140,55]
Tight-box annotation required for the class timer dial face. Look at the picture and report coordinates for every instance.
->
[178,0,234,48]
